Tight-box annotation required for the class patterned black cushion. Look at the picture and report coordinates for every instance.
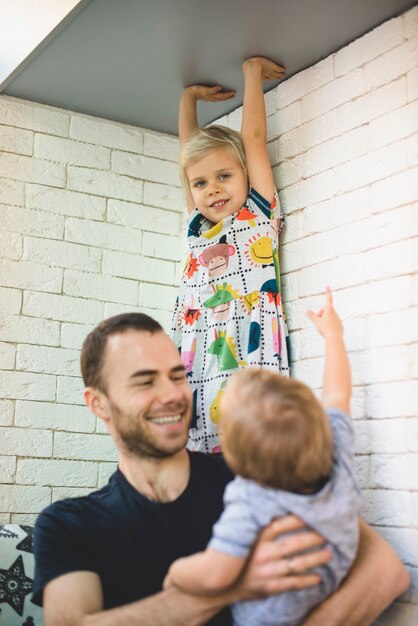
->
[0,525,44,626]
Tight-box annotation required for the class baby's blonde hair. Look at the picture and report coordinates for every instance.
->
[179,125,248,193]
[221,369,333,493]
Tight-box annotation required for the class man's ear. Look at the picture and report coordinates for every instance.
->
[84,387,109,422]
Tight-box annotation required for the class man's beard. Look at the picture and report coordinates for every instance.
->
[108,399,190,460]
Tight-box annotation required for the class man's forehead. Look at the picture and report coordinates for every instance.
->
[104,329,179,367]
[105,328,173,352]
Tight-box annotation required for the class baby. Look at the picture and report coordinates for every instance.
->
[166,288,362,626]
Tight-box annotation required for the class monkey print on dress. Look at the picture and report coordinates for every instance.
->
[171,188,289,453]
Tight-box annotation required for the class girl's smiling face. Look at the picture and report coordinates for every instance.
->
[187,147,248,223]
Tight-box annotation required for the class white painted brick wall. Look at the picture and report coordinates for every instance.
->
[22,290,104,324]
[0,10,417,621]
[67,165,144,203]
[224,8,418,623]
[60,322,94,350]
[26,184,106,220]
[107,199,180,235]
[0,94,182,519]
[102,250,175,285]
[53,432,118,462]
[0,125,33,155]
[14,400,95,433]
[63,268,138,304]
[16,459,99,487]
[56,375,85,406]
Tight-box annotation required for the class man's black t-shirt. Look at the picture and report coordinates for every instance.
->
[33,451,233,625]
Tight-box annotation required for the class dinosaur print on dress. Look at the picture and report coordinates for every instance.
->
[208,330,240,371]
[204,283,240,321]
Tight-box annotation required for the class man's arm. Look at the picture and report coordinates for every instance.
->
[43,571,232,626]
[301,520,410,626]
[42,516,332,626]
[307,286,351,414]
[241,57,285,203]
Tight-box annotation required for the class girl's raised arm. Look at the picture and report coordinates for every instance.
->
[178,85,235,213]
[241,57,285,203]
[178,85,235,145]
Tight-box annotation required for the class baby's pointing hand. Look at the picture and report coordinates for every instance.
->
[307,287,344,339]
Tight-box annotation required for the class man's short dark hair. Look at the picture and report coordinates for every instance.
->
[80,313,163,391]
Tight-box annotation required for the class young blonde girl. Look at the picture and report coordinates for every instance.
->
[172,57,289,453]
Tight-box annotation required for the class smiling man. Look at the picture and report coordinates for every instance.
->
[32,313,408,626]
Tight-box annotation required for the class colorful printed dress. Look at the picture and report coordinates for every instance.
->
[171,188,289,453]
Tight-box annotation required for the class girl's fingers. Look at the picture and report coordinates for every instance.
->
[211,89,236,101]
[218,90,236,99]
[264,71,285,80]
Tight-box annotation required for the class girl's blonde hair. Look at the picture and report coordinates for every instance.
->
[221,369,333,493]
[179,125,248,193]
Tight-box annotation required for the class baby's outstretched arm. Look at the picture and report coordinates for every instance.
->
[241,57,285,203]
[165,549,245,595]
[307,287,351,414]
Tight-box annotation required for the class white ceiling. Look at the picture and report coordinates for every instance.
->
[2,0,416,135]
[0,0,80,84]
